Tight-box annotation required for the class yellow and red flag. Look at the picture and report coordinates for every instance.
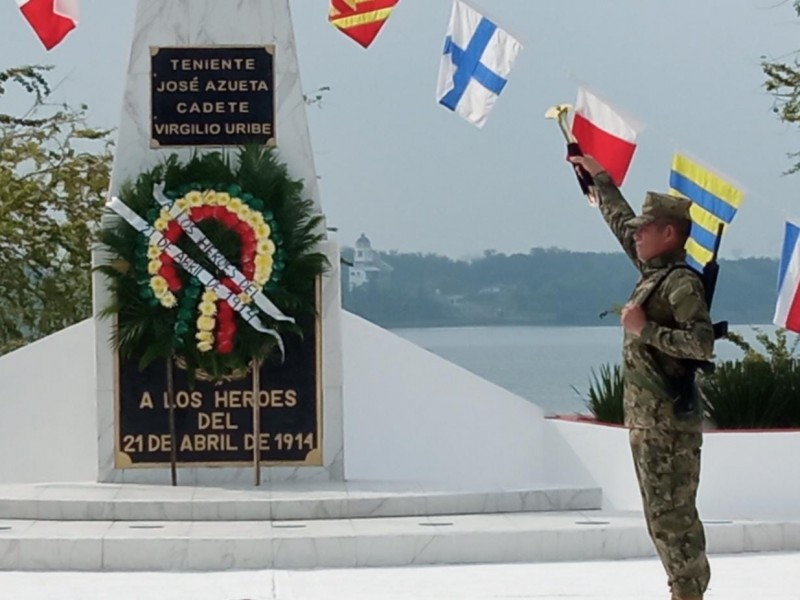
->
[329,0,400,48]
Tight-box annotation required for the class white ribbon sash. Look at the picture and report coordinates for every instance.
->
[107,196,285,356]
[153,186,293,323]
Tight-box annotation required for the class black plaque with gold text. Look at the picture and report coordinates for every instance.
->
[151,46,275,147]
[116,309,320,467]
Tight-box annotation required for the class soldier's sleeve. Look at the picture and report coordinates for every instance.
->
[639,269,714,360]
[594,172,642,271]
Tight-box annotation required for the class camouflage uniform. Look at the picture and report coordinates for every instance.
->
[594,172,714,599]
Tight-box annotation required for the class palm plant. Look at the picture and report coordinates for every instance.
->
[574,363,625,425]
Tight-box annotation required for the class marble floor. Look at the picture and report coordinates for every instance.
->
[1,509,798,571]
[1,552,798,599]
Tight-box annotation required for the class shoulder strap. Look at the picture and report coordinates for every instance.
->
[640,264,699,307]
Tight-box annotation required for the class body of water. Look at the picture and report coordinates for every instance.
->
[392,324,780,415]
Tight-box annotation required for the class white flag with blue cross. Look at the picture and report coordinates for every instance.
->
[436,0,522,128]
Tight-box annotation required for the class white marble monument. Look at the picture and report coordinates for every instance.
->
[93,0,344,485]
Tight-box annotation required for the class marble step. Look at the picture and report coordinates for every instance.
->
[0,482,601,521]
[1,511,798,571]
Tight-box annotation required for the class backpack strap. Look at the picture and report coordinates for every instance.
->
[639,263,699,308]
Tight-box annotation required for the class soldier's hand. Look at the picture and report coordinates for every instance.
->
[568,154,606,177]
[621,302,647,336]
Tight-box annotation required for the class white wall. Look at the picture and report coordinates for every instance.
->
[546,418,800,519]
[544,418,638,511]
[0,320,97,484]
[0,310,549,489]
[342,312,547,487]
[700,430,800,519]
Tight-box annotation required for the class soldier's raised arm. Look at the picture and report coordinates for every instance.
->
[569,155,642,271]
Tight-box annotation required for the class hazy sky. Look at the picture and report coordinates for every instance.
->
[1,0,799,259]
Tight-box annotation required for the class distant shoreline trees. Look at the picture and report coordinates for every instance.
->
[342,246,778,329]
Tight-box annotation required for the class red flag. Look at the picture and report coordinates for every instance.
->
[17,0,79,50]
[571,87,639,186]
[329,0,399,49]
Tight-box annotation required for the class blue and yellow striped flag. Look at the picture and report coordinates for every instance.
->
[669,154,744,272]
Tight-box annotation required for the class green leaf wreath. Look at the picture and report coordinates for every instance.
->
[97,146,328,382]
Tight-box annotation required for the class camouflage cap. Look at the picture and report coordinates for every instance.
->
[626,192,692,229]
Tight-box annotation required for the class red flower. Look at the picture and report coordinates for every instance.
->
[234,222,252,237]
[160,265,182,291]
[220,211,240,229]
[190,207,207,221]
[241,234,257,253]
[165,222,183,242]
[217,301,234,318]
[223,278,241,294]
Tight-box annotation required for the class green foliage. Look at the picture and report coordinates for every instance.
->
[700,328,800,429]
[97,147,328,383]
[762,0,800,173]
[0,65,113,355]
[573,363,625,425]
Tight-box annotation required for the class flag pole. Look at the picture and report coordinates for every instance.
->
[252,357,262,486]
[166,355,178,486]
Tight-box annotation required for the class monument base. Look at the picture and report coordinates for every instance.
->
[1,480,797,571]
[96,241,344,486]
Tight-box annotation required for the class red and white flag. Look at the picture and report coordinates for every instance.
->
[571,87,639,186]
[16,0,79,50]
[774,221,800,334]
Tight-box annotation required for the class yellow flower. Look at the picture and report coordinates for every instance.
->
[238,293,253,305]
[147,260,162,275]
[216,193,230,207]
[245,212,263,229]
[161,293,178,309]
[202,290,218,303]
[229,197,244,211]
[147,245,161,260]
[197,316,216,332]
[199,301,217,316]
[154,218,169,231]
[256,223,272,239]
[197,340,213,353]
[150,276,168,296]
[203,190,218,205]
[175,197,191,213]
[159,208,171,221]
[255,266,272,285]
[255,254,273,270]
[185,191,203,207]
[257,240,274,255]
[195,330,214,343]
[235,206,252,221]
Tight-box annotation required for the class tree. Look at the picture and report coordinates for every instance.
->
[762,0,800,173]
[0,66,113,355]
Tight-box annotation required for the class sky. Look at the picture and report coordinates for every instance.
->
[1,0,799,260]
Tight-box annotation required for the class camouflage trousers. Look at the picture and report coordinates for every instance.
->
[629,427,710,597]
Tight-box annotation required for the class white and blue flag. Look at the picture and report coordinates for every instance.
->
[436,0,522,128]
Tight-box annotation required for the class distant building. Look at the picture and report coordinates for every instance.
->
[348,234,393,290]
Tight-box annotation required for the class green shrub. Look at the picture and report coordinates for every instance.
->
[574,363,624,425]
[700,328,800,429]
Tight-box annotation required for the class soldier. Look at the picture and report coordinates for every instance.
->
[571,155,714,600]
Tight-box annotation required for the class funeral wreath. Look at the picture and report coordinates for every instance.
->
[97,147,327,383]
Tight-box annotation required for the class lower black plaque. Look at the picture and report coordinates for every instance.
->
[116,310,320,467]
